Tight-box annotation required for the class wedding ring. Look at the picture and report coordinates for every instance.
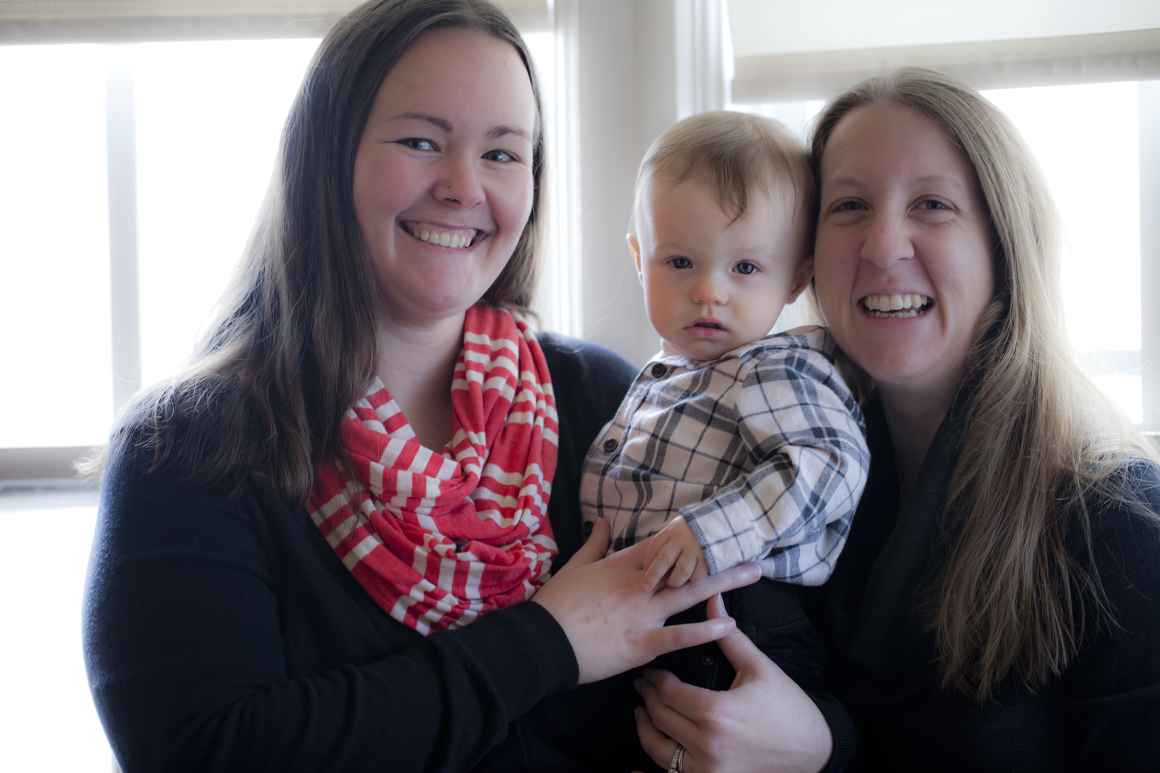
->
[667,743,686,773]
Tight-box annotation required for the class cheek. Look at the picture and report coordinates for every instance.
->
[643,277,677,322]
[493,170,535,233]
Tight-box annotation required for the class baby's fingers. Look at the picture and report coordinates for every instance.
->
[642,542,680,592]
[665,549,700,588]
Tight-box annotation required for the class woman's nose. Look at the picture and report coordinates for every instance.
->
[859,213,914,269]
[436,154,484,207]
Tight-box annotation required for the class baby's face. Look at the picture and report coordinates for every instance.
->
[632,173,809,362]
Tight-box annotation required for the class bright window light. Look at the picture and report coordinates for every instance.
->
[136,38,319,388]
[986,82,1142,423]
[0,492,106,771]
[0,45,113,447]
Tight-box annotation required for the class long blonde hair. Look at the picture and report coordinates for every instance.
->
[113,0,546,504]
[811,68,1159,701]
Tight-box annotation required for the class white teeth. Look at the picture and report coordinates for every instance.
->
[412,226,474,249]
[861,293,932,313]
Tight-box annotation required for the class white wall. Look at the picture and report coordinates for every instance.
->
[564,0,726,366]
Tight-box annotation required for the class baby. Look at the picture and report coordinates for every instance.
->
[580,111,869,691]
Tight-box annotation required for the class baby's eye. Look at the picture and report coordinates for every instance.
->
[397,137,438,152]
[734,261,760,275]
[667,256,693,270]
[483,149,519,163]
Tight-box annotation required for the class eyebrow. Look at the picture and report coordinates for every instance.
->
[387,111,532,141]
[825,173,969,192]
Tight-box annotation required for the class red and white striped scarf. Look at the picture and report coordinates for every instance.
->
[307,306,559,635]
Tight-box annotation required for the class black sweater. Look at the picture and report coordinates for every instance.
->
[812,398,1160,772]
[83,334,648,772]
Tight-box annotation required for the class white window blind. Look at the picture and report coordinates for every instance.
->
[726,0,1160,101]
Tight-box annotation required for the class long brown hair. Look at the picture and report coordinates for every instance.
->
[811,68,1159,701]
[117,0,546,504]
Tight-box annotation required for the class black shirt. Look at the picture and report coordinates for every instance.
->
[83,334,645,772]
[812,398,1160,772]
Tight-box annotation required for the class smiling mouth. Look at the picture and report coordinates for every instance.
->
[859,293,934,319]
[400,221,484,249]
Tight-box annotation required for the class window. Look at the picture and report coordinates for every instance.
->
[1,39,319,458]
[1,45,115,449]
[0,489,107,771]
[732,79,1158,428]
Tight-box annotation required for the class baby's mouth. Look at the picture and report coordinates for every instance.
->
[859,293,933,318]
[400,221,483,249]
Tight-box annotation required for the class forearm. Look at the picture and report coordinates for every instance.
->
[86,555,575,772]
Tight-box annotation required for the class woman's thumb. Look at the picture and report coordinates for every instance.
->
[717,622,764,673]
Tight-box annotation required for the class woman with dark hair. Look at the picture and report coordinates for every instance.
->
[633,68,1160,772]
[82,2,757,770]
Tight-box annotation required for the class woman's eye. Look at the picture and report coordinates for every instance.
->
[734,261,760,275]
[483,149,518,163]
[397,138,437,152]
[915,198,951,212]
[667,256,693,270]
[830,199,865,213]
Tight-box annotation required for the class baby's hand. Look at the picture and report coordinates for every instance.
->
[640,517,707,592]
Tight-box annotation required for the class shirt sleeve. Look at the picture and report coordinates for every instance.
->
[82,432,579,773]
[1061,462,1160,771]
[680,343,870,583]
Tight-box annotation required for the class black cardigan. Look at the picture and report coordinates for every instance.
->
[811,397,1160,772]
[83,334,650,772]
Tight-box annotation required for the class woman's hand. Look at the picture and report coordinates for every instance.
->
[633,595,832,773]
[532,520,760,685]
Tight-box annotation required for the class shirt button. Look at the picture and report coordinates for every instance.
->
[602,437,619,453]
[650,363,668,378]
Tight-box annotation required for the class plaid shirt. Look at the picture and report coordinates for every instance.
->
[580,326,869,585]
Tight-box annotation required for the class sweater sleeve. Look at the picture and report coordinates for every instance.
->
[680,343,869,584]
[1061,462,1160,771]
[83,430,578,773]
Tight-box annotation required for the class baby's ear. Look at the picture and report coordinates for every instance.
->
[789,257,814,301]
[627,232,643,282]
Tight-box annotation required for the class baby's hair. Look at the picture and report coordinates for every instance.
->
[632,111,815,247]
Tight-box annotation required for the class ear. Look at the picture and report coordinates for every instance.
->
[627,232,643,283]
[788,257,814,302]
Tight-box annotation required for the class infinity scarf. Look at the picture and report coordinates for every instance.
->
[308,306,559,634]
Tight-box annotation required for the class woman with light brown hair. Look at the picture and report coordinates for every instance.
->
[633,68,1160,772]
